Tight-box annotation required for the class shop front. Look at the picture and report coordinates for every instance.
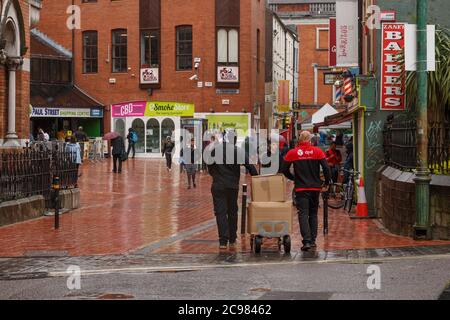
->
[30,106,104,140]
[111,101,194,158]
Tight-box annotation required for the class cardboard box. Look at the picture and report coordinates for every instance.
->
[251,174,287,202]
[247,201,293,235]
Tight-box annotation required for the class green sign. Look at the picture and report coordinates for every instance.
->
[145,101,195,117]
[206,115,250,135]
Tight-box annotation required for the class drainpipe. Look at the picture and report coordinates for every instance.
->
[312,63,318,104]
[71,0,75,84]
[414,0,431,240]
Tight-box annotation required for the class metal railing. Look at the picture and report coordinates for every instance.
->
[383,117,450,175]
[0,144,79,206]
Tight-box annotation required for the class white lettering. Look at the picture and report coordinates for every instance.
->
[385,64,403,73]
[386,31,403,40]
[384,41,402,51]
[385,97,401,106]
[385,87,403,95]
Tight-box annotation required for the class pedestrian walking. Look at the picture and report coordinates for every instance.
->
[111,135,126,174]
[183,138,201,189]
[74,126,88,161]
[206,129,258,250]
[126,128,137,158]
[282,131,331,252]
[162,136,175,171]
[326,142,342,183]
[65,136,82,177]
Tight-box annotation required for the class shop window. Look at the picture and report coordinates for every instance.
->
[131,119,145,153]
[114,118,126,138]
[146,119,160,153]
[161,118,175,147]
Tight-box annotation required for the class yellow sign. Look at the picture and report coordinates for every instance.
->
[206,115,249,135]
[145,102,195,117]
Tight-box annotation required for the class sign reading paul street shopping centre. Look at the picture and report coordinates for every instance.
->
[31,107,104,118]
[111,101,195,117]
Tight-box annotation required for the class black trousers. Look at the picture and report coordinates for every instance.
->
[127,142,136,158]
[113,155,123,173]
[165,152,172,169]
[211,186,239,245]
[295,191,320,245]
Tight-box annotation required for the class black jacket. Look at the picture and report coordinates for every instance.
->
[162,141,175,155]
[111,136,125,156]
[206,142,258,189]
[281,142,331,192]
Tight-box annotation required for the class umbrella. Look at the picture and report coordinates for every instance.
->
[103,132,120,140]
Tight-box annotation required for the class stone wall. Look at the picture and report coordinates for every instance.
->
[0,188,80,227]
[376,166,450,240]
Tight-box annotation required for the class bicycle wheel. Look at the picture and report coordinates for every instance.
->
[327,183,346,209]
[346,184,355,213]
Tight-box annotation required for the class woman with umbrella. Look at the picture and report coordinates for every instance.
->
[104,132,126,174]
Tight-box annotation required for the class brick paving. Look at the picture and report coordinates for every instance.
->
[0,159,449,258]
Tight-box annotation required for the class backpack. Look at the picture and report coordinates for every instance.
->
[130,131,138,143]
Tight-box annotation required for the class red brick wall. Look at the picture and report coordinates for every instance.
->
[297,24,333,105]
[277,4,309,12]
[0,0,30,141]
[37,0,267,129]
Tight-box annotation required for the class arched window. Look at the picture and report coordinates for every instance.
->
[132,119,145,153]
[146,119,160,153]
[114,118,126,138]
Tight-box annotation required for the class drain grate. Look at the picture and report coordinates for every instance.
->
[0,272,49,281]
[258,291,333,300]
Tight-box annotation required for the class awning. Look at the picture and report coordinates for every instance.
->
[314,104,364,128]
[31,84,103,109]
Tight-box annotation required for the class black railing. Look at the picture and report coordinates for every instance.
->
[383,117,450,175]
[0,144,79,206]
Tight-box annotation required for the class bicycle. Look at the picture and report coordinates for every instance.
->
[327,169,360,213]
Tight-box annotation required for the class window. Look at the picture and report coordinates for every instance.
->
[217,28,239,64]
[316,28,329,50]
[83,31,98,73]
[176,26,192,71]
[112,29,128,72]
[141,30,159,68]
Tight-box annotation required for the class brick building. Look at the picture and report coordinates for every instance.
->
[268,0,337,122]
[37,0,267,156]
[0,0,41,147]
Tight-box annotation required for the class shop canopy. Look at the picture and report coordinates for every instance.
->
[302,103,352,130]
[314,104,365,129]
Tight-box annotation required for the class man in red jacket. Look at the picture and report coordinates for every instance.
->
[326,142,342,183]
[282,131,331,252]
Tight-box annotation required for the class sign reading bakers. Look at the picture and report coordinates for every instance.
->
[380,23,406,110]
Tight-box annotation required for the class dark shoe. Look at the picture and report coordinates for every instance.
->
[112,170,117,173]
[229,242,237,249]
[118,171,122,174]
[301,243,312,252]
[193,183,197,188]
[188,186,191,190]
[311,242,317,248]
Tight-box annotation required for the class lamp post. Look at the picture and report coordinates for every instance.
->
[414,0,431,239]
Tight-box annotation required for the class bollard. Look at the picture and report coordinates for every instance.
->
[241,184,248,235]
[322,189,329,235]
[52,176,60,230]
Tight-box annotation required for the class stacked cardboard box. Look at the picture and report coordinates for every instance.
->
[248,174,293,235]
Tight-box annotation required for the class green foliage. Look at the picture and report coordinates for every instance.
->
[405,27,450,119]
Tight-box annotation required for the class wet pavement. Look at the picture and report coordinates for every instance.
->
[0,158,449,259]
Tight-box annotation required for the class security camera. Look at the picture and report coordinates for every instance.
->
[194,62,200,69]
[189,75,198,81]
